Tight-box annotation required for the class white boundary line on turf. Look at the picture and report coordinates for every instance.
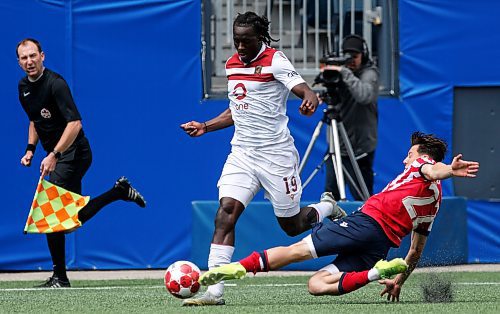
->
[1,286,164,292]
[1,264,499,282]
[1,282,499,292]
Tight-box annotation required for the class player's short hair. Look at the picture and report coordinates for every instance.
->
[411,131,447,162]
[16,38,43,58]
[233,11,278,46]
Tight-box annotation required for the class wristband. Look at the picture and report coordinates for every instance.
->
[51,150,62,159]
[203,122,208,133]
[26,144,36,153]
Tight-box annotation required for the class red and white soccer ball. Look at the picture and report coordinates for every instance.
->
[164,261,201,299]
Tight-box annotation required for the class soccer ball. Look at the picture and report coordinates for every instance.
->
[164,261,201,299]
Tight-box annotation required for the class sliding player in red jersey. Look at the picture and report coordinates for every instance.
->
[199,132,480,302]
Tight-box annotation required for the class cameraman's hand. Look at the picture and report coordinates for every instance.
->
[316,93,324,105]
[324,65,342,72]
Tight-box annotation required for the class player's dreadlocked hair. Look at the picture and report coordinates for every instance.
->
[234,12,279,46]
[411,132,448,162]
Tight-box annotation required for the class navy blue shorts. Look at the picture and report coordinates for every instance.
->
[309,211,393,272]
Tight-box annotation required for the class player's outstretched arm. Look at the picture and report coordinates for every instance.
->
[292,83,318,116]
[421,154,479,181]
[180,108,234,137]
[180,120,205,137]
[450,154,480,177]
[379,232,427,302]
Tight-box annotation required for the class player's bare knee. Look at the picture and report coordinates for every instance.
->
[214,199,242,231]
[288,241,311,260]
[308,271,341,296]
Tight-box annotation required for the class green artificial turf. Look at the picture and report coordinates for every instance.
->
[0,272,498,313]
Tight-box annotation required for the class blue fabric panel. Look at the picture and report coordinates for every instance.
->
[399,0,500,195]
[0,0,204,270]
[0,0,74,271]
[192,197,467,270]
[399,0,500,86]
[2,0,499,270]
[69,0,203,270]
[466,200,500,263]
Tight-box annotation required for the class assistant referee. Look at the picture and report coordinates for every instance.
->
[17,38,146,288]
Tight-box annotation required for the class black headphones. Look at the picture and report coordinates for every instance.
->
[342,34,370,65]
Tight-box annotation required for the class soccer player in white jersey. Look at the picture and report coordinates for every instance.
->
[180,11,346,306]
[198,132,480,303]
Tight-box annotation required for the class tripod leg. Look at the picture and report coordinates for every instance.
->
[341,164,365,200]
[302,154,330,189]
[299,120,324,175]
[329,120,347,201]
[337,122,370,200]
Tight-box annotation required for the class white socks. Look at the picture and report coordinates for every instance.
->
[308,202,333,222]
[367,268,380,281]
[206,243,235,297]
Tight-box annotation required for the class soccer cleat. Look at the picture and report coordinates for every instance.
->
[35,276,71,288]
[115,176,146,208]
[181,291,226,306]
[374,258,408,279]
[321,192,347,220]
[199,263,247,286]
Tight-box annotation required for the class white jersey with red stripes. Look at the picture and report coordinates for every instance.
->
[225,45,305,149]
[361,156,442,246]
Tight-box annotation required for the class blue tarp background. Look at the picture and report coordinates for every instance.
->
[0,0,498,270]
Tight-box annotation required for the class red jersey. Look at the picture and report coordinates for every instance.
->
[361,157,442,246]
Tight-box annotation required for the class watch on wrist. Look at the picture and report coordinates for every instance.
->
[52,150,62,159]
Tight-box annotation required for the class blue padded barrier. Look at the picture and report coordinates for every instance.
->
[466,200,500,263]
[192,197,468,270]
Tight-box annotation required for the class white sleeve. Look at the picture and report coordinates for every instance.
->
[270,51,305,90]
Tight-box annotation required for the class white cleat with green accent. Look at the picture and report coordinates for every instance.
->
[181,291,225,306]
[374,258,408,279]
[199,263,247,286]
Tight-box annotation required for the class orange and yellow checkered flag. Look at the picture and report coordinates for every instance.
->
[24,178,90,234]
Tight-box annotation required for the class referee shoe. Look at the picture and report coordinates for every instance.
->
[115,177,146,208]
[35,276,71,288]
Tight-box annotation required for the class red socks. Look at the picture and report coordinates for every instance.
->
[338,270,370,294]
[239,251,269,274]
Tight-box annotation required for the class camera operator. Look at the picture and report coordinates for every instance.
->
[322,35,379,200]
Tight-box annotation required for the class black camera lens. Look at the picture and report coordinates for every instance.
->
[322,69,341,83]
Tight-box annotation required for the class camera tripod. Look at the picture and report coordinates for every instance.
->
[298,99,370,201]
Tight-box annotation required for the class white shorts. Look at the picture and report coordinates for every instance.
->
[217,146,302,217]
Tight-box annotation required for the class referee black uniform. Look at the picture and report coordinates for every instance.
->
[17,40,146,289]
[19,68,92,286]
[19,68,92,193]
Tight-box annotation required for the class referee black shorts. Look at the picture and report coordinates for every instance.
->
[48,137,92,195]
